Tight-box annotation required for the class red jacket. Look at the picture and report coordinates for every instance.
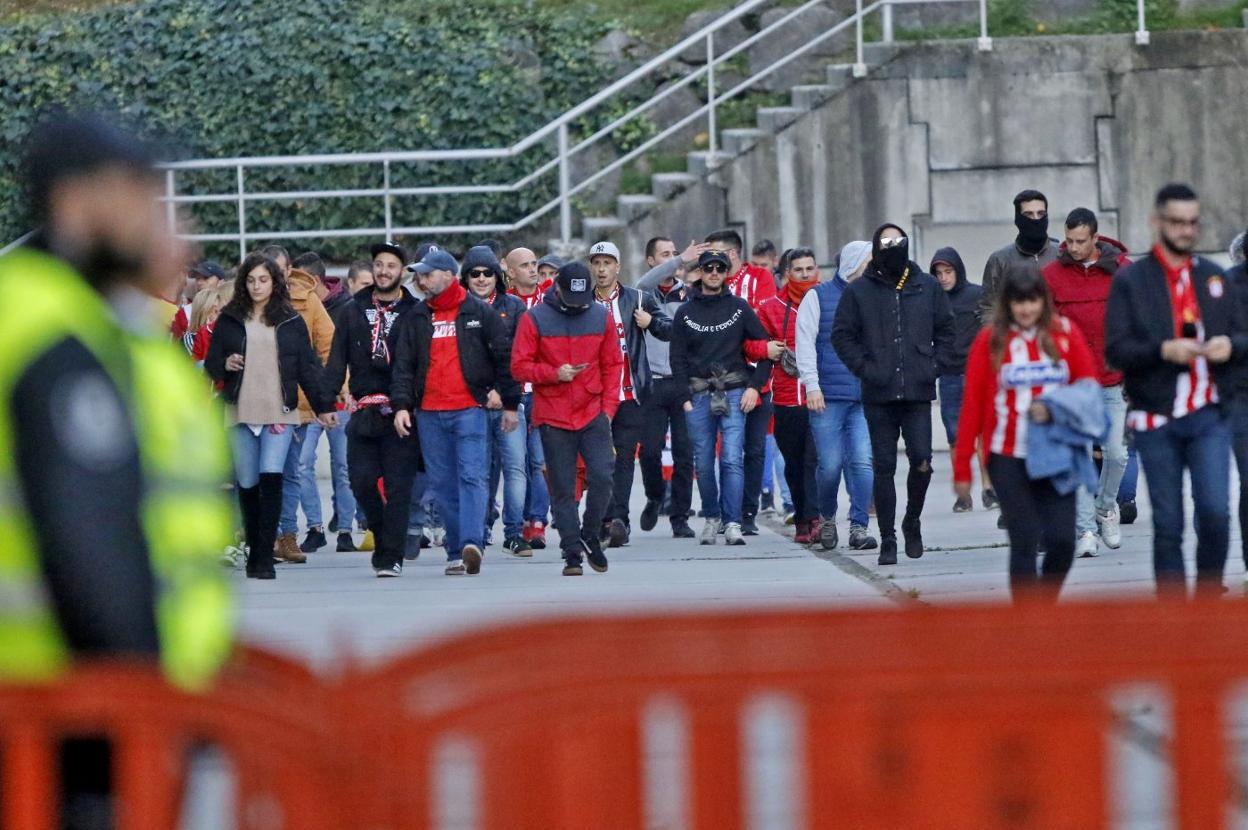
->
[728,263,777,311]
[954,317,1097,483]
[757,295,805,406]
[1041,237,1130,386]
[511,288,623,430]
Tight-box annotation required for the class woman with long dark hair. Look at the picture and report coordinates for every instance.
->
[206,254,337,579]
[953,270,1098,601]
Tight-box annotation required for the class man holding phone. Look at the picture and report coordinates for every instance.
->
[511,262,623,576]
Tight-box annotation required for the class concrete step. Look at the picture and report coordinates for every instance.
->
[616,193,659,223]
[720,128,766,156]
[827,63,857,90]
[686,150,731,178]
[756,106,805,134]
[791,84,836,111]
[581,216,625,241]
[651,172,698,201]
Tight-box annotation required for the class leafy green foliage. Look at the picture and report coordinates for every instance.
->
[0,0,629,259]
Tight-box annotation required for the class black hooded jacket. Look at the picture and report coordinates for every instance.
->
[205,306,334,414]
[929,247,982,376]
[323,285,419,401]
[830,226,956,404]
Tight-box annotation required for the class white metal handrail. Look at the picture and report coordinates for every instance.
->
[136,0,1144,258]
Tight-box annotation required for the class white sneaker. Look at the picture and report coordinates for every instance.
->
[700,518,721,545]
[429,526,446,547]
[1076,531,1098,558]
[724,522,746,546]
[1097,506,1122,549]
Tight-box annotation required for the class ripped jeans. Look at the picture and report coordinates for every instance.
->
[863,401,933,540]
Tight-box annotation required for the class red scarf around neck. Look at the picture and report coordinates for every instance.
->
[427,279,466,313]
[786,278,817,305]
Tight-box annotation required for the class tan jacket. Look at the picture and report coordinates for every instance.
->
[286,268,335,422]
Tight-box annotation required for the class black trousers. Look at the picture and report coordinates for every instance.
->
[742,391,774,520]
[987,454,1076,602]
[540,413,614,559]
[639,377,694,522]
[347,410,421,570]
[773,405,818,523]
[863,401,933,538]
[606,399,645,524]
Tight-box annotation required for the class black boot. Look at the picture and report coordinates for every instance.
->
[250,473,283,579]
[238,485,265,577]
[901,463,932,559]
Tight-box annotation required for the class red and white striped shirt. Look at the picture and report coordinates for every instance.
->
[508,278,552,310]
[1125,249,1217,432]
[727,263,778,312]
[954,318,1097,483]
[594,284,634,403]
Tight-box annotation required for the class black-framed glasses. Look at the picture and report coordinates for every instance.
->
[467,269,494,278]
[703,263,729,274]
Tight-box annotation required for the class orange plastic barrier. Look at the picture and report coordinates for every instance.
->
[5,601,1248,828]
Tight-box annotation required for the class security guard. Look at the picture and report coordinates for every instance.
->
[0,112,233,692]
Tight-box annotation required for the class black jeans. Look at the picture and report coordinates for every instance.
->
[773,405,818,523]
[987,454,1076,602]
[863,401,933,539]
[640,377,694,522]
[606,399,646,525]
[347,409,421,570]
[742,391,774,521]
[1229,399,1248,569]
[540,413,614,560]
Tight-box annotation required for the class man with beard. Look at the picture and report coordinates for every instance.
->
[1106,184,1242,597]
[324,241,421,577]
[980,189,1059,320]
[831,225,955,566]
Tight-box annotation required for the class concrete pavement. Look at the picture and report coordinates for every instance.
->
[237,450,1245,668]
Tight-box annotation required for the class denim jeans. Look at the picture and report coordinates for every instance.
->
[809,400,872,528]
[863,401,933,539]
[230,424,296,489]
[486,406,528,539]
[417,407,490,560]
[521,394,551,524]
[1118,446,1139,502]
[300,410,356,532]
[1133,405,1230,596]
[766,434,793,508]
[408,471,442,533]
[741,392,773,520]
[278,423,309,536]
[685,388,747,524]
[1076,384,1129,535]
[937,375,964,447]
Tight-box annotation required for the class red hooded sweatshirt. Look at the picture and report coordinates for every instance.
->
[1041,236,1130,386]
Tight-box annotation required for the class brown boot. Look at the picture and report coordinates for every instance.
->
[274,532,306,564]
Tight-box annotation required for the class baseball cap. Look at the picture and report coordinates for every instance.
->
[412,248,460,276]
[537,254,565,270]
[698,250,731,271]
[588,241,620,262]
[370,241,407,265]
[189,260,226,280]
[556,262,594,306]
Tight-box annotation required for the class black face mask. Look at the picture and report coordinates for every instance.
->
[1015,214,1050,254]
[874,243,909,281]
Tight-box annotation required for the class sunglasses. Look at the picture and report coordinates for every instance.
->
[467,269,495,278]
[878,236,908,249]
[702,263,729,274]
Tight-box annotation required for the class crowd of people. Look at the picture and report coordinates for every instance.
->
[171,182,1248,600]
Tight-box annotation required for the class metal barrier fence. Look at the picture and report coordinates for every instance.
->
[2,598,1245,829]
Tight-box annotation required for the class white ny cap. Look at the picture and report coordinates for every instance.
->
[589,241,621,262]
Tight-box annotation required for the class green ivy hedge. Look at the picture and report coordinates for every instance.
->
[0,0,634,259]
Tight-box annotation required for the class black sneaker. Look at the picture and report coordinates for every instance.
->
[982,488,999,510]
[328,511,340,533]
[404,534,423,561]
[1119,499,1138,525]
[740,517,759,536]
[878,537,898,566]
[901,518,924,559]
[503,536,533,557]
[997,513,1007,530]
[671,518,695,538]
[300,527,327,553]
[336,532,357,552]
[581,537,609,573]
[562,560,584,576]
[640,499,661,532]
[952,496,972,513]
[607,518,629,548]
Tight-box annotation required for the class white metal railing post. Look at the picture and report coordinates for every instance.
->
[1135,0,1150,44]
[706,32,717,156]
[557,124,571,243]
[236,165,246,262]
[882,1,894,43]
[978,0,993,50]
[164,170,176,233]
[853,0,867,77]
[383,160,393,241]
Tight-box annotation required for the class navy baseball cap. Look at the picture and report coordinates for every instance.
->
[189,260,226,280]
[412,248,460,276]
[698,250,731,271]
[370,241,407,264]
[556,262,593,306]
